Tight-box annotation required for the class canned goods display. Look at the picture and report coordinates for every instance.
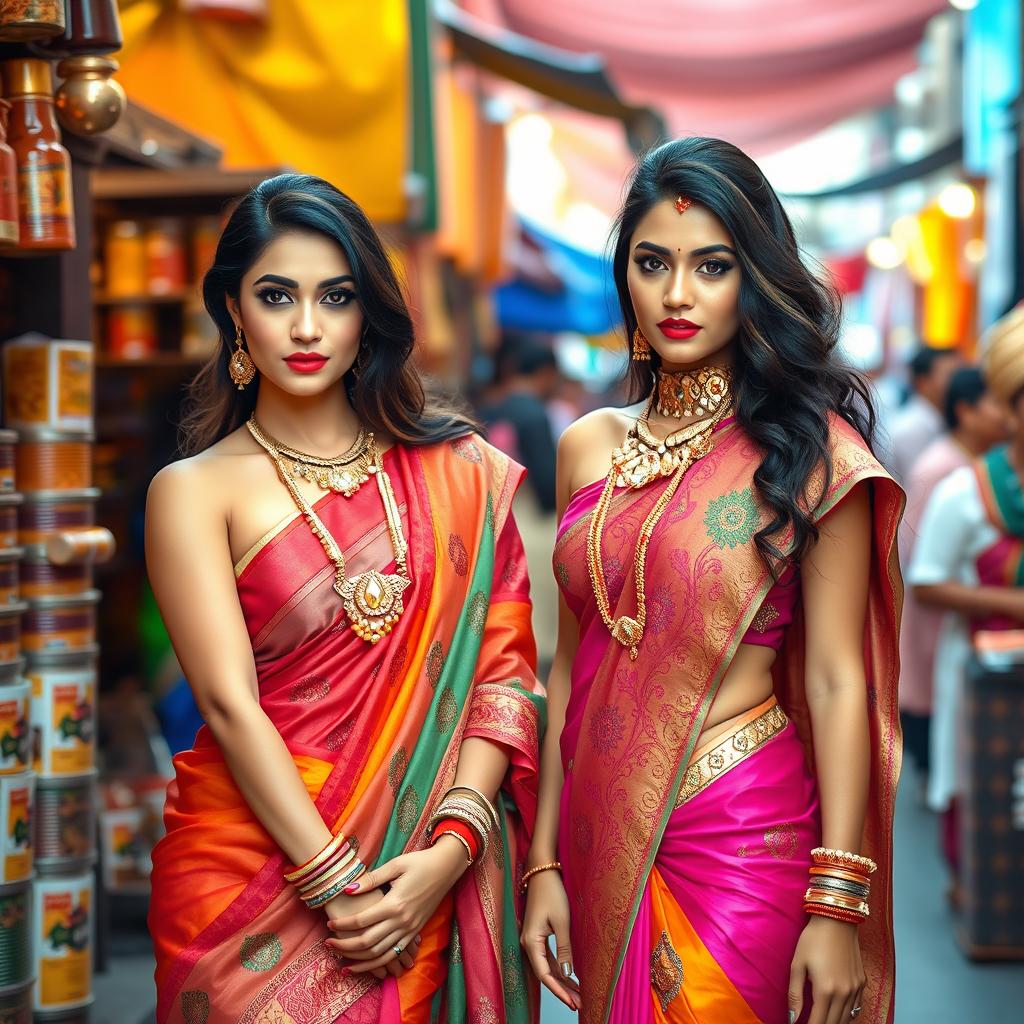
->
[21,591,100,654]
[100,805,148,893]
[0,980,31,1024]
[28,651,97,778]
[0,494,23,550]
[18,560,91,601]
[2,335,92,433]
[0,604,26,663]
[13,431,93,492]
[0,881,31,990]
[0,773,33,883]
[0,430,16,494]
[32,873,93,1014]
[0,549,19,606]
[17,491,98,548]
[0,676,29,776]
[35,774,95,874]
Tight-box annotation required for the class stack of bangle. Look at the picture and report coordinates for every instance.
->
[426,785,500,864]
[804,847,877,925]
[283,831,367,910]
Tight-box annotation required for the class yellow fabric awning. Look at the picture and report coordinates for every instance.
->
[115,0,409,222]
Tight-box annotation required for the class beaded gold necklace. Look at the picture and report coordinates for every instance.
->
[587,392,733,660]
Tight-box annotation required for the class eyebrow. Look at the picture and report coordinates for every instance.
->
[633,240,737,258]
[252,273,356,289]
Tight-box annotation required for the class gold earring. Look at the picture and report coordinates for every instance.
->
[632,326,651,362]
[229,324,256,390]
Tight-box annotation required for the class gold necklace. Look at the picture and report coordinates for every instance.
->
[247,418,410,644]
[587,398,732,660]
[656,364,732,418]
[248,421,374,497]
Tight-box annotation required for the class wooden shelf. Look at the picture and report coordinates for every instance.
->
[95,353,205,369]
[91,165,289,201]
[93,292,194,307]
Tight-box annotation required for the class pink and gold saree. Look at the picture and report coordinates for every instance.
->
[149,437,544,1024]
[554,415,903,1024]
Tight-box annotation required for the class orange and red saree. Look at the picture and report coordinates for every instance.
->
[149,436,544,1024]
[553,414,903,1024]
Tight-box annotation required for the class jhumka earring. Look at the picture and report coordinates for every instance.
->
[675,195,693,215]
[229,324,256,390]
[632,325,651,362]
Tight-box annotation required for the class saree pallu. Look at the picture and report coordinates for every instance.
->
[149,436,545,1024]
[554,415,903,1024]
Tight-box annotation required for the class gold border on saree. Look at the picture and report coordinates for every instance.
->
[674,698,789,807]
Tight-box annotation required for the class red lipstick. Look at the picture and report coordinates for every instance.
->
[657,318,701,340]
[284,353,329,374]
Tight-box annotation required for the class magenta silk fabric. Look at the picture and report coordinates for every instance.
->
[603,725,819,1024]
[463,0,945,151]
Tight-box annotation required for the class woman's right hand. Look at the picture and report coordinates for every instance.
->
[323,890,417,979]
[520,869,581,1011]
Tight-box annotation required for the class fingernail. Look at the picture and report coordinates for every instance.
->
[789,1012,796,1024]
[561,962,573,978]
[344,883,359,894]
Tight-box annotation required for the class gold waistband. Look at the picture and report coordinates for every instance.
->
[675,696,789,807]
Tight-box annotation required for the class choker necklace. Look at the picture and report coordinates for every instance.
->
[587,395,733,660]
[247,418,410,644]
[247,421,374,497]
[656,365,732,419]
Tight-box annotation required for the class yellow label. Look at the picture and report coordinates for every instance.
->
[17,162,72,229]
[0,687,29,773]
[31,672,95,776]
[38,885,91,1007]
[57,347,92,420]
[3,345,49,425]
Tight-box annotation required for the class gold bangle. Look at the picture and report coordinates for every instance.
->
[446,785,500,831]
[521,862,562,891]
[805,892,870,917]
[811,847,877,874]
[283,832,347,884]
[297,848,358,895]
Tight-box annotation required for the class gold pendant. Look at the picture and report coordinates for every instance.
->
[612,615,643,660]
[291,459,371,497]
[336,569,411,643]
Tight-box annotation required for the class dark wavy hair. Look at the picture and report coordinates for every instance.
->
[180,173,474,455]
[613,137,877,570]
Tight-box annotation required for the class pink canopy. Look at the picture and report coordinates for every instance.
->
[462,0,947,152]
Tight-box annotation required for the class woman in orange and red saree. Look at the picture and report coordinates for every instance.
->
[146,174,543,1024]
[521,139,903,1024]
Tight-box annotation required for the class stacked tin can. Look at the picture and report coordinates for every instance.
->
[3,335,100,1021]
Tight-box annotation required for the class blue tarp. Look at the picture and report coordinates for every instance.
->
[494,221,621,335]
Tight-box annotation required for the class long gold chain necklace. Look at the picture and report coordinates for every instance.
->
[247,418,410,644]
[587,396,733,660]
[248,421,374,497]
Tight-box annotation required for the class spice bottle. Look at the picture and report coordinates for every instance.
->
[0,99,19,246]
[1,58,75,250]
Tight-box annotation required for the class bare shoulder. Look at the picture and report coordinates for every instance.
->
[147,425,256,519]
[557,404,639,505]
[558,405,636,457]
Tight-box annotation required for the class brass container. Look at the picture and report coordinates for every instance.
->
[55,55,125,136]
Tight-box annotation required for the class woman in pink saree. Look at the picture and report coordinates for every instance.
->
[521,139,903,1024]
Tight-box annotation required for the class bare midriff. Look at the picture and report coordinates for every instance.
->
[695,642,777,748]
